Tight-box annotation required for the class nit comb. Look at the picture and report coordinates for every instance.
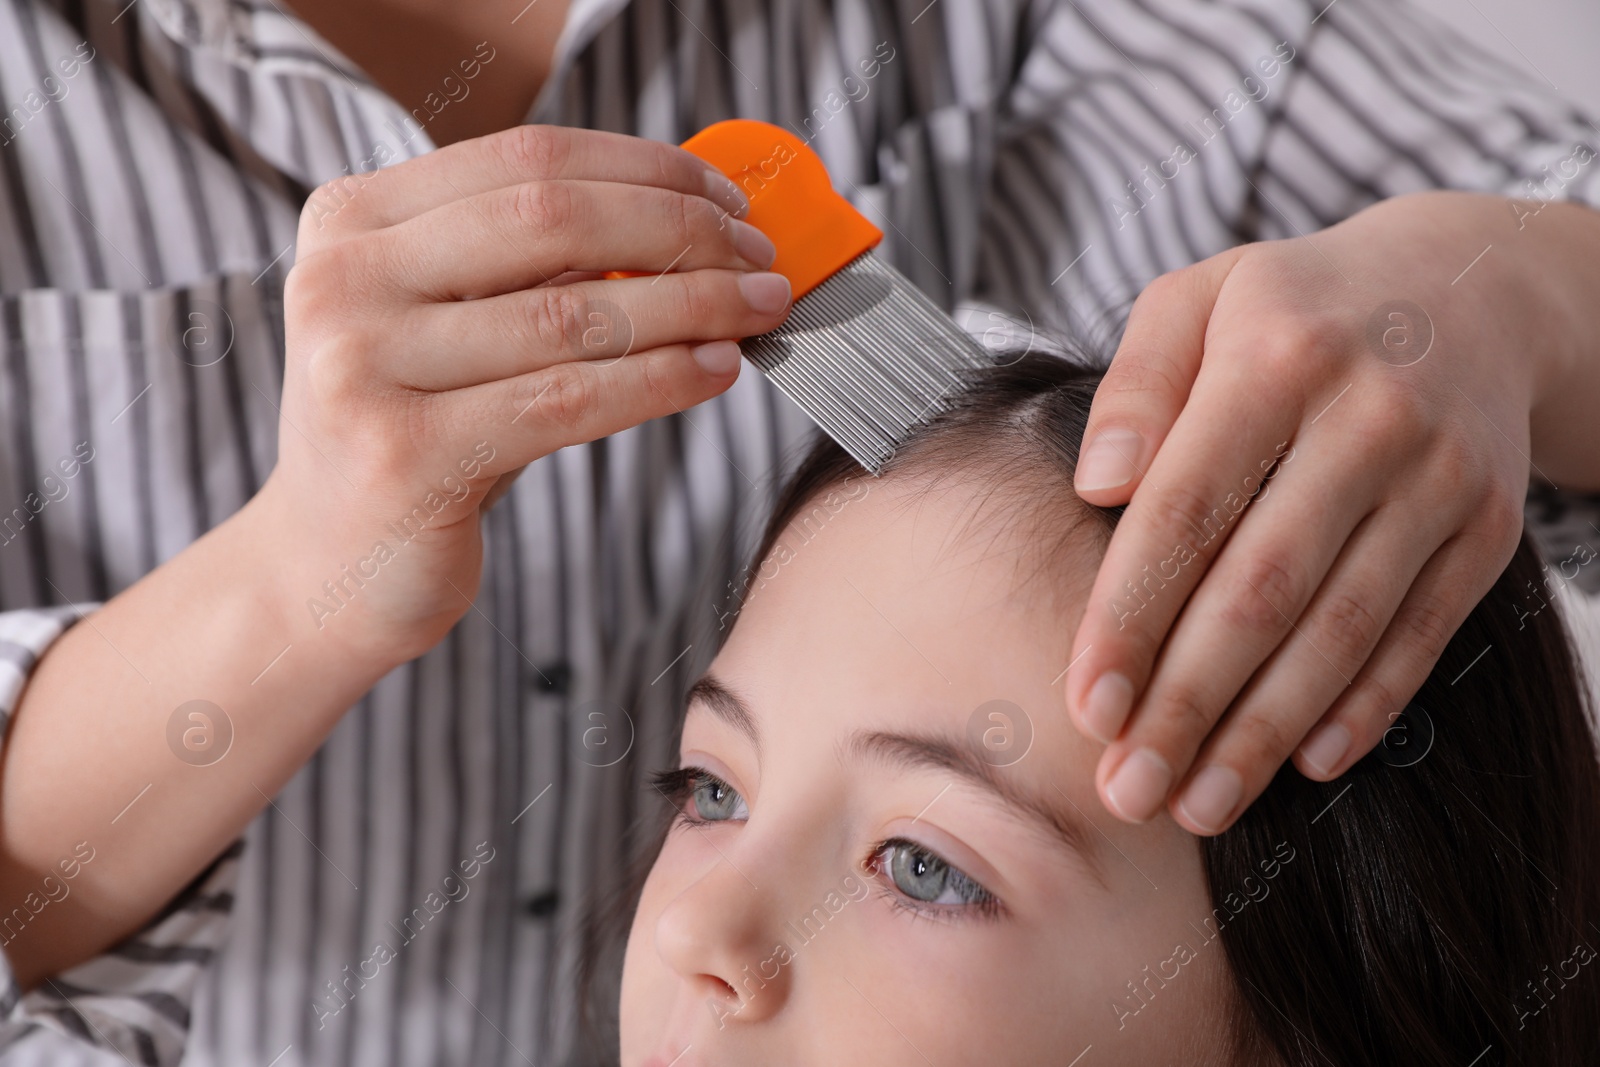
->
[616,119,991,473]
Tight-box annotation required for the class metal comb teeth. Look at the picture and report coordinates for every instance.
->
[739,252,992,474]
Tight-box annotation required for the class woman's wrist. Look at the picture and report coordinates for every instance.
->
[1358,190,1599,485]
[235,474,434,681]
[1491,199,1598,411]
[1491,198,1600,488]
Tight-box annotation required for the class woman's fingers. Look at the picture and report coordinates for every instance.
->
[1065,349,1304,748]
[425,340,747,477]
[1292,518,1521,781]
[373,179,776,302]
[300,124,747,239]
[1073,250,1244,504]
[1090,440,1384,825]
[396,270,792,390]
[1159,505,1445,834]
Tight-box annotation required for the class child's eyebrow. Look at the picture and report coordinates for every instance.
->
[846,729,1109,889]
[681,681,1107,889]
[687,674,1107,888]
[686,675,762,759]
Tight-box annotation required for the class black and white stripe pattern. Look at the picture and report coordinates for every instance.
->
[0,0,1597,1063]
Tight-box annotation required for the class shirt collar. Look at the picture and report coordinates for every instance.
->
[144,0,634,92]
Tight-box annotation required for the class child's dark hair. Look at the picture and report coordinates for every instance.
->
[582,348,1600,1065]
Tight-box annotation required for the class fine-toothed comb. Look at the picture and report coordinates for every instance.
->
[615,119,991,473]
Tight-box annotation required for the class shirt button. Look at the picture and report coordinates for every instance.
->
[522,890,560,919]
[530,661,571,696]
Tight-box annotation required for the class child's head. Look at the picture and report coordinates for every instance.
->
[616,353,1600,1066]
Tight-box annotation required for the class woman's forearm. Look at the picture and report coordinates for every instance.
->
[0,481,397,987]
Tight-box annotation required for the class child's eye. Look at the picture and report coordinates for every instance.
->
[870,839,999,916]
[690,773,747,821]
[650,767,749,824]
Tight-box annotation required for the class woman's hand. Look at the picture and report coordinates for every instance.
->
[1064,190,1600,835]
[259,125,791,667]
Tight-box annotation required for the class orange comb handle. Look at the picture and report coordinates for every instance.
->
[607,119,882,301]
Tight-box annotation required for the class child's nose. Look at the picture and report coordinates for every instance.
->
[653,856,794,1027]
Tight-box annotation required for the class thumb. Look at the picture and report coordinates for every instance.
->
[1075,250,1242,505]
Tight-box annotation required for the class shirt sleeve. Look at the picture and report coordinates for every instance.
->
[981,0,1600,336]
[1255,0,1600,227]
[0,606,243,1067]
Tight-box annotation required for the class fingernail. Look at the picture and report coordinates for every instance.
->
[691,340,742,376]
[1178,765,1243,834]
[1299,723,1352,777]
[1080,672,1134,743]
[1076,429,1145,492]
[728,220,777,269]
[703,169,749,218]
[738,272,791,315]
[1104,747,1172,823]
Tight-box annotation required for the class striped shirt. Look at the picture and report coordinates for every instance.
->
[0,0,1598,1063]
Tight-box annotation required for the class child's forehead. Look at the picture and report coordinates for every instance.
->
[718,472,1112,796]
[761,465,1104,599]
[744,480,1100,686]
